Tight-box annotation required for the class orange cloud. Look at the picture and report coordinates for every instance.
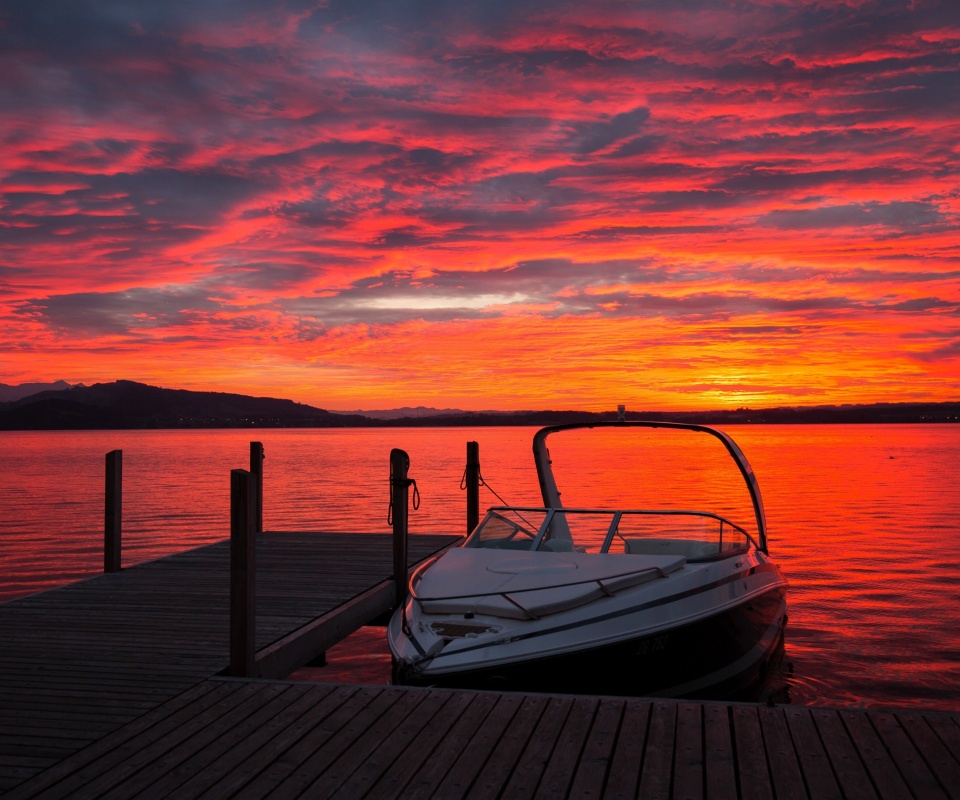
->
[0,0,957,409]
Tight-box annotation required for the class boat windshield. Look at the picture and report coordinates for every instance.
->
[464,506,756,559]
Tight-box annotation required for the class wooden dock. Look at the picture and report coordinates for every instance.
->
[4,675,959,799]
[0,531,458,794]
[2,529,959,798]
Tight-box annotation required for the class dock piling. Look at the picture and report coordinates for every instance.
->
[390,449,411,609]
[250,441,264,534]
[229,468,257,677]
[466,441,480,534]
[104,450,122,573]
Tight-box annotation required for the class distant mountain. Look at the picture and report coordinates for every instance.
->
[0,380,372,430]
[0,380,74,402]
[344,406,518,420]
[348,402,960,427]
[0,380,956,429]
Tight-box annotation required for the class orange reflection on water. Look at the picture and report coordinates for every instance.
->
[1,424,958,710]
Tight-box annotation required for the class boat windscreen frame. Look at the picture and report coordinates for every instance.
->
[532,420,769,553]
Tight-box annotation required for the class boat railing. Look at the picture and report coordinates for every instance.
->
[464,506,760,557]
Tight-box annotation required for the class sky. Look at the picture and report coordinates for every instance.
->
[1,0,958,411]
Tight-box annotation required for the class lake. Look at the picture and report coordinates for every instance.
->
[1,424,958,711]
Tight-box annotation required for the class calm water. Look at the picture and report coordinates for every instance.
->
[1,424,958,711]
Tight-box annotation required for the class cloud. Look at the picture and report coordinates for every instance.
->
[0,0,958,408]
[910,339,960,362]
[18,286,223,335]
[569,107,651,154]
[757,201,947,231]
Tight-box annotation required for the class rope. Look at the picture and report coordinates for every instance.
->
[388,476,420,524]
[477,468,510,506]
[460,468,539,530]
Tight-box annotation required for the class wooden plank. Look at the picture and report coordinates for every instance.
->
[732,706,773,800]
[0,681,227,799]
[871,711,949,800]
[253,579,395,678]
[0,740,88,760]
[228,686,385,800]
[250,687,407,799]
[35,682,269,800]
[0,760,54,793]
[411,691,521,800]
[191,684,358,800]
[288,688,431,798]
[704,703,737,800]
[151,684,331,800]
[810,709,878,800]
[362,689,478,800]
[534,697,599,798]
[0,722,117,739]
[327,691,453,799]
[465,694,551,800]
[637,700,677,800]
[672,703,703,800]
[98,683,301,800]
[498,695,575,799]
[603,699,651,800]
[896,713,960,800]
[840,710,913,800]
[783,705,842,800]
[567,698,624,799]
[927,715,960,763]
[758,705,807,800]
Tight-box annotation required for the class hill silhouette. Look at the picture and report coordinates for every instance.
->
[0,380,956,429]
[0,380,371,429]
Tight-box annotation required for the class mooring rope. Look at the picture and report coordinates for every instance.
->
[388,476,420,525]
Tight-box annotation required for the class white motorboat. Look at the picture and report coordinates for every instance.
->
[388,419,788,698]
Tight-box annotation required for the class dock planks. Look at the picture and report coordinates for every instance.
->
[5,678,960,799]
[3,531,960,799]
[0,531,458,793]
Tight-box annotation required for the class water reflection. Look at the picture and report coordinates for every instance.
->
[1,424,959,711]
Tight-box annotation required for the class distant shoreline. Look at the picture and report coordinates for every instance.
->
[1,380,957,430]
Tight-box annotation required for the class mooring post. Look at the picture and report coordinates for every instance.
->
[104,450,122,573]
[250,442,264,534]
[390,448,410,609]
[466,440,480,535]
[229,468,257,677]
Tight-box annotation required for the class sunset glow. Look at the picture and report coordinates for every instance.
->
[1,0,958,410]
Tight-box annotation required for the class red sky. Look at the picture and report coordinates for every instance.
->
[1,0,958,411]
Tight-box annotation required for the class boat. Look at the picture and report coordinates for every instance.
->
[387,417,788,698]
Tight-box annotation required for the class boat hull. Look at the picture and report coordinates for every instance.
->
[393,586,786,700]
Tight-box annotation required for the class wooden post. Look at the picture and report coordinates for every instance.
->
[466,440,480,535]
[230,468,257,677]
[250,442,264,534]
[390,448,410,609]
[104,450,122,573]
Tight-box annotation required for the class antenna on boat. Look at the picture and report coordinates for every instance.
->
[617,404,625,422]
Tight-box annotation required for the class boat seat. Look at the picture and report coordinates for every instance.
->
[624,538,718,558]
[539,539,575,552]
[482,539,535,550]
